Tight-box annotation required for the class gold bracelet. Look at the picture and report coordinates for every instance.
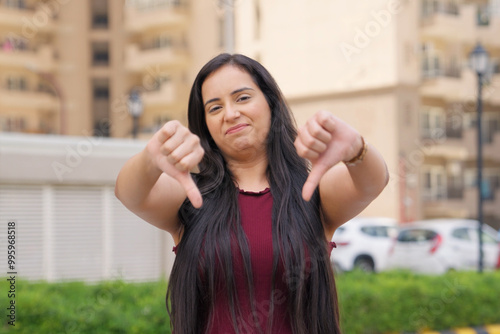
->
[343,136,368,166]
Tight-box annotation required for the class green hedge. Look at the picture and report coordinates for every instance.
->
[336,270,500,333]
[1,271,499,334]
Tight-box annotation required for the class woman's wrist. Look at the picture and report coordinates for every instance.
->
[343,136,368,167]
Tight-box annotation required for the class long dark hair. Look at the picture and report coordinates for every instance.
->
[166,53,341,334]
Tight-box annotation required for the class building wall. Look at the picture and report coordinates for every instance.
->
[0,133,176,282]
[288,89,401,220]
[54,0,92,136]
[252,0,400,98]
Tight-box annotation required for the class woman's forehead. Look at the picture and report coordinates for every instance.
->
[202,65,257,96]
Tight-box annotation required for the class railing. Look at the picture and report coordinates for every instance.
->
[447,186,464,199]
[422,62,462,79]
[126,0,186,12]
[422,0,460,20]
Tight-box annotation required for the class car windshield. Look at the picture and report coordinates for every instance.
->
[452,227,498,244]
[360,226,397,238]
[397,228,437,242]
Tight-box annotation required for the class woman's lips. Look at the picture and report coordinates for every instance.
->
[225,124,248,135]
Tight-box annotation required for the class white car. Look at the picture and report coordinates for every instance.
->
[387,219,500,274]
[330,217,398,273]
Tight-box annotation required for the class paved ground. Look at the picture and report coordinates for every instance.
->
[420,324,500,334]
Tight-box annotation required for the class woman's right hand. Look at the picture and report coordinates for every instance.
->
[145,120,204,208]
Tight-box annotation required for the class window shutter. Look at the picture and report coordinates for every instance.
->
[52,186,104,282]
[110,191,165,281]
[0,184,45,280]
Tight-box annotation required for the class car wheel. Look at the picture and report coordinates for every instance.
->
[354,256,375,272]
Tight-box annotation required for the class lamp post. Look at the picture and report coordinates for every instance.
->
[127,88,143,139]
[469,42,489,273]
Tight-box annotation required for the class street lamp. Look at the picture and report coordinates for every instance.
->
[127,88,143,139]
[469,42,489,273]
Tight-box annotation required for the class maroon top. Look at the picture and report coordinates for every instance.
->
[173,188,336,334]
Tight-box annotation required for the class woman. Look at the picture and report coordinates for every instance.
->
[115,53,388,334]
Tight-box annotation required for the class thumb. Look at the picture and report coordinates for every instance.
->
[175,172,203,209]
[302,163,329,202]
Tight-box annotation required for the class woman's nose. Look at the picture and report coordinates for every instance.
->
[223,104,241,121]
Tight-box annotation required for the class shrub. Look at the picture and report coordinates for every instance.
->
[336,270,500,333]
[1,271,499,334]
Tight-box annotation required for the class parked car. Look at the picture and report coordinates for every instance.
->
[387,219,500,274]
[330,217,398,273]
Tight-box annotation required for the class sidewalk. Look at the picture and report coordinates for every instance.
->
[420,324,500,334]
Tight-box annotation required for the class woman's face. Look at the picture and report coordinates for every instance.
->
[201,65,271,160]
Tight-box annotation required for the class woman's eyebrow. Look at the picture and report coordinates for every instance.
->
[204,87,254,108]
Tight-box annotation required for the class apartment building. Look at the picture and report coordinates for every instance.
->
[418,0,500,228]
[0,0,58,134]
[1,0,499,227]
[0,0,222,137]
[229,0,500,226]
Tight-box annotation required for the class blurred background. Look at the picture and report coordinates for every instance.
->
[0,0,499,283]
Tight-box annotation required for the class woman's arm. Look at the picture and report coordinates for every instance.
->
[115,121,204,242]
[294,111,389,240]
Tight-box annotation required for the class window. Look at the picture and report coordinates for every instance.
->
[477,3,490,26]
[483,112,500,144]
[422,166,447,201]
[397,229,437,242]
[92,42,109,66]
[3,0,26,9]
[421,106,445,139]
[92,0,108,29]
[150,74,171,91]
[360,226,397,238]
[126,0,184,11]
[6,76,27,91]
[422,43,441,78]
[452,228,471,241]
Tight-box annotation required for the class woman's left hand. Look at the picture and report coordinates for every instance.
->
[294,110,363,201]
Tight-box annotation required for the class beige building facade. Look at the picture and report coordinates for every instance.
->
[1,0,499,227]
[230,0,500,227]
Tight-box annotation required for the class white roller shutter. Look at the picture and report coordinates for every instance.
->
[0,184,45,280]
[0,183,174,282]
[110,190,166,281]
[52,186,103,282]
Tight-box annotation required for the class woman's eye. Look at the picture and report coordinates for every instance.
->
[237,95,250,102]
[208,106,221,113]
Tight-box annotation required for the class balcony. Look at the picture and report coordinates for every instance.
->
[0,87,59,111]
[420,68,478,102]
[124,4,188,33]
[423,187,500,219]
[0,45,55,72]
[484,131,500,161]
[486,72,500,106]
[142,83,177,107]
[476,5,500,48]
[125,44,189,72]
[421,125,500,161]
[421,4,475,43]
[464,187,500,218]
[0,4,55,32]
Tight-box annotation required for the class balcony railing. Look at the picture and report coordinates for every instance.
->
[0,3,56,32]
[124,1,188,32]
[422,63,462,79]
[0,44,55,72]
[126,0,187,12]
[422,0,460,20]
[447,186,464,199]
[125,44,189,72]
